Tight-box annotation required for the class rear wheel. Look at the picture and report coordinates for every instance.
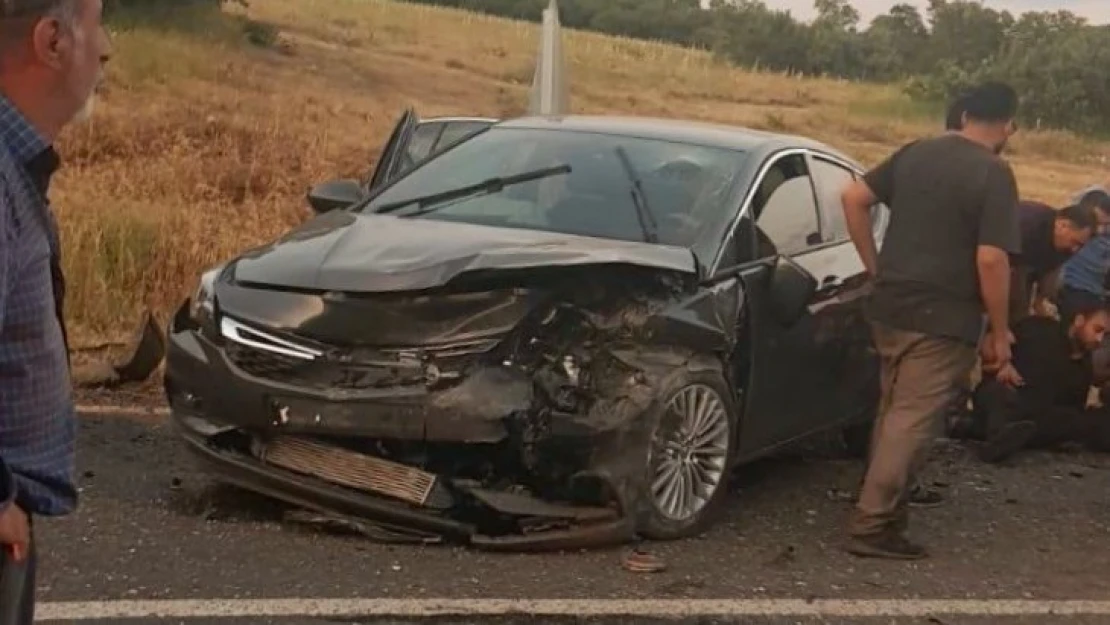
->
[636,363,737,541]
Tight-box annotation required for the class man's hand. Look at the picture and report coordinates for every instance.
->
[0,503,29,562]
[988,329,1015,370]
[996,362,1025,389]
[980,328,1015,372]
[1032,297,1057,319]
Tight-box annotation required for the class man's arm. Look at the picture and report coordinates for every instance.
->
[841,179,880,276]
[1033,268,1060,316]
[0,459,12,514]
[0,194,14,514]
[978,247,1012,337]
[841,149,900,276]
[977,161,1022,365]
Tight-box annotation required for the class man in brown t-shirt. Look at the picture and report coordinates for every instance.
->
[839,81,1021,560]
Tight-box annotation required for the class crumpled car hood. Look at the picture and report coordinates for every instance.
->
[229,210,698,292]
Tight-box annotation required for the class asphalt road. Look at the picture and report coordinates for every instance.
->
[27,407,1110,623]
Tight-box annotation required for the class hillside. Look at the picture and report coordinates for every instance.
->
[54,0,1109,342]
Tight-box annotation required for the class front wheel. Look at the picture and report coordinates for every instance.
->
[636,364,738,541]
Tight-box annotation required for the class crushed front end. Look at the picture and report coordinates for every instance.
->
[164,264,706,550]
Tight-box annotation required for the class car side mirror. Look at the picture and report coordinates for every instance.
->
[768,255,818,326]
[307,179,364,214]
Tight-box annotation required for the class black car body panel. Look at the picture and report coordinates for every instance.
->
[230,209,699,294]
[165,113,882,550]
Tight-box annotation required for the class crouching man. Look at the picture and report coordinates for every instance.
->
[970,295,1110,463]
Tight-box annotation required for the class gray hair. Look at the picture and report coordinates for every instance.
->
[0,0,78,58]
[0,0,78,28]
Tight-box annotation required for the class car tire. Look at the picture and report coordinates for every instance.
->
[635,360,738,541]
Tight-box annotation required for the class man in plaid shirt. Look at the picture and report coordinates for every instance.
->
[0,1,110,621]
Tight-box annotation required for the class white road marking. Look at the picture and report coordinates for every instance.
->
[34,598,1110,621]
[76,404,170,417]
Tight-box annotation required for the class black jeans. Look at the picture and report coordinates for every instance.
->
[0,515,35,625]
[972,378,1110,452]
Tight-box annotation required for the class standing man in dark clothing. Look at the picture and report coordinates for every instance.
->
[972,297,1110,463]
[839,82,1020,560]
[0,1,111,622]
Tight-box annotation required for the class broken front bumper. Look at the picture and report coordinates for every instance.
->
[163,306,640,550]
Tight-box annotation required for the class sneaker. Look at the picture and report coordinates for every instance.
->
[843,531,928,560]
[978,420,1037,464]
[908,484,945,508]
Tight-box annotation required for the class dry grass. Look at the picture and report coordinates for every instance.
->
[55,0,1110,343]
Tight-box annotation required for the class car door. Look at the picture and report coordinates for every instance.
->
[728,151,844,456]
[364,109,497,195]
[804,152,884,429]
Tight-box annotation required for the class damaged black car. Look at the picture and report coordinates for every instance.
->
[164,111,888,550]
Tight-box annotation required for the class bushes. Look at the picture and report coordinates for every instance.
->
[396,0,1110,134]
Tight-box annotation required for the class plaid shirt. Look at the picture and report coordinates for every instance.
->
[0,95,77,517]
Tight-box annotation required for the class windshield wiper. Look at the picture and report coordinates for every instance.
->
[614,146,659,244]
[373,164,572,216]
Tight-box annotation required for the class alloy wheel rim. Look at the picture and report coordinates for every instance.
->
[649,383,730,522]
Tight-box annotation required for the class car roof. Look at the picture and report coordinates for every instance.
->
[493,114,849,158]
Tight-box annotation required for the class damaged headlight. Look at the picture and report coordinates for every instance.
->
[188,265,222,328]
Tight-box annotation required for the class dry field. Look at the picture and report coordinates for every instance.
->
[55,0,1110,344]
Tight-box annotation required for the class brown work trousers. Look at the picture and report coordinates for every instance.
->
[848,322,977,537]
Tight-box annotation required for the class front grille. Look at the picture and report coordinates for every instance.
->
[225,343,426,391]
[220,317,502,392]
[260,436,437,506]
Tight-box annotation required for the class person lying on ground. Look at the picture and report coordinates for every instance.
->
[982,191,1110,373]
[964,296,1110,464]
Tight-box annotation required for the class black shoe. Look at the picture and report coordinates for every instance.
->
[832,483,944,507]
[908,484,945,508]
[979,420,1037,464]
[947,413,979,440]
[843,531,928,560]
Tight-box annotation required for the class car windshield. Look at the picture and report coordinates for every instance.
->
[359,127,747,249]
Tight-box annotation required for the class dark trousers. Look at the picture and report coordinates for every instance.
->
[0,518,35,625]
[972,378,1110,452]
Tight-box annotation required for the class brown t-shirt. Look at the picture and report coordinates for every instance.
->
[864,134,1020,345]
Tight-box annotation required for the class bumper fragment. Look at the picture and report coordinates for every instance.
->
[173,408,636,551]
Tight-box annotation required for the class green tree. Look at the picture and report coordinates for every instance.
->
[394,0,1110,133]
[860,3,927,80]
[806,0,863,77]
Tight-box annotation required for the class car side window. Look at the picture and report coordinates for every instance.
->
[809,156,857,243]
[752,154,821,258]
[434,121,491,152]
[398,120,493,176]
[400,121,446,172]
